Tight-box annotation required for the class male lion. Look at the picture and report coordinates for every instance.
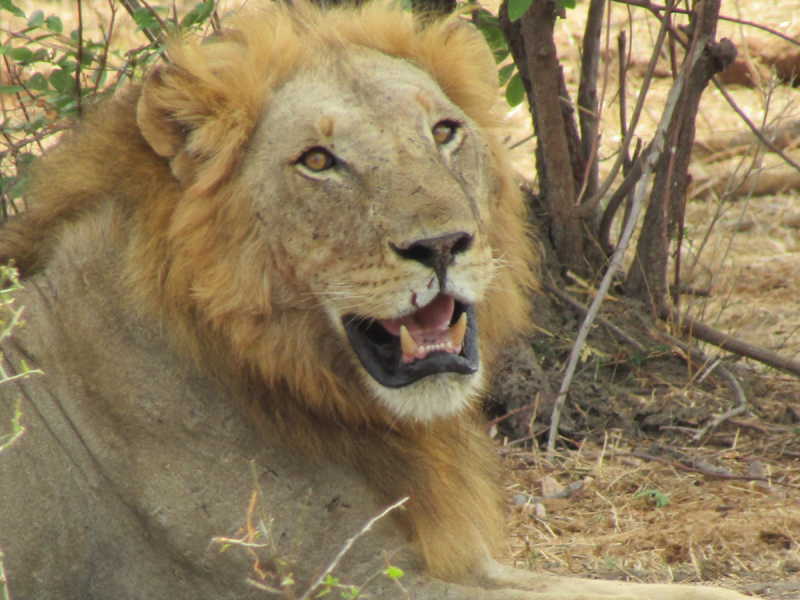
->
[0,3,749,599]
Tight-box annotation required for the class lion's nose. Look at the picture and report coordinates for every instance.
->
[390,232,473,287]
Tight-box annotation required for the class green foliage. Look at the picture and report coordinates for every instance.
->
[472,6,524,108]
[0,263,41,455]
[0,0,217,215]
[635,487,670,508]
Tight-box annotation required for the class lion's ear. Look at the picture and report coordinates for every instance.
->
[137,66,191,170]
[137,62,255,187]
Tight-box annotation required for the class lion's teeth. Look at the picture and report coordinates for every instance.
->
[400,325,418,359]
[450,312,467,347]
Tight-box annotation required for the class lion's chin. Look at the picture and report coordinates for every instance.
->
[342,297,479,389]
[366,368,484,423]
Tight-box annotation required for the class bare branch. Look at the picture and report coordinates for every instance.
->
[659,306,800,378]
[547,38,704,460]
[612,0,800,48]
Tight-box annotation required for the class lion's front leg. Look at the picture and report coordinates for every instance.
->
[465,560,752,600]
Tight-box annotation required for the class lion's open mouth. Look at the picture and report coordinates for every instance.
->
[343,293,478,388]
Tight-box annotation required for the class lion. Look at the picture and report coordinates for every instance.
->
[0,2,749,599]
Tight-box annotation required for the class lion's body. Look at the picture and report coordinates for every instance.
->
[0,3,748,599]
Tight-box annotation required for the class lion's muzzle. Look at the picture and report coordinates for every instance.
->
[343,294,478,388]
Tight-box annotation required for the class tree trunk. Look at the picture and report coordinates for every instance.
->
[625,0,735,311]
[499,0,589,276]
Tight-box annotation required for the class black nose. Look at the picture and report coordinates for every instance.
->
[390,232,473,287]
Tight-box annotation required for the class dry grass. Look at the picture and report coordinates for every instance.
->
[500,434,800,596]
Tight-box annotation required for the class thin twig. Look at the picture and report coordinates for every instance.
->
[117,0,159,45]
[0,125,70,161]
[543,282,646,353]
[546,30,700,461]
[633,0,800,176]
[598,139,644,255]
[612,0,800,47]
[712,78,800,174]
[298,497,408,600]
[646,321,748,439]
[93,0,117,96]
[576,0,606,204]
[582,0,675,215]
[508,133,535,151]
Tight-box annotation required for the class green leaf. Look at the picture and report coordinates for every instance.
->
[505,72,525,107]
[476,20,507,54]
[0,46,11,55]
[31,48,49,63]
[498,63,515,86]
[0,85,23,94]
[10,47,34,63]
[16,152,35,168]
[45,15,63,33]
[26,72,48,91]
[81,49,95,67]
[634,488,669,508]
[91,68,108,88]
[555,0,576,8]
[6,173,29,199]
[384,566,404,579]
[0,0,25,18]
[474,8,498,27]
[133,7,160,32]
[340,586,360,599]
[49,68,72,93]
[181,0,215,27]
[493,48,509,64]
[27,9,44,28]
[507,0,533,22]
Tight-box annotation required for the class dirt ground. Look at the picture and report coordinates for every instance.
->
[491,2,800,597]
[2,0,800,597]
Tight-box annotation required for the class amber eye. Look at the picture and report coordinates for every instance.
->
[298,148,336,172]
[432,120,459,145]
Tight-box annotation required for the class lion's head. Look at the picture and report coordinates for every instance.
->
[11,1,536,426]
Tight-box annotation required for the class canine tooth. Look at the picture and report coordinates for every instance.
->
[400,325,418,358]
[450,312,467,347]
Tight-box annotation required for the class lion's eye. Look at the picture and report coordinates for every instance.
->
[298,148,336,172]
[432,121,459,145]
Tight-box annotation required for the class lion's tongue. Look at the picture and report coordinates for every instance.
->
[379,294,467,363]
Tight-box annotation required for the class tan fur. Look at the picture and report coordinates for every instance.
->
[0,3,751,599]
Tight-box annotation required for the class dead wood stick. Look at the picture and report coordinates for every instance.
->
[659,306,800,378]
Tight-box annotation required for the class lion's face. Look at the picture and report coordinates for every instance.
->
[133,4,534,427]
[240,50,497,421]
